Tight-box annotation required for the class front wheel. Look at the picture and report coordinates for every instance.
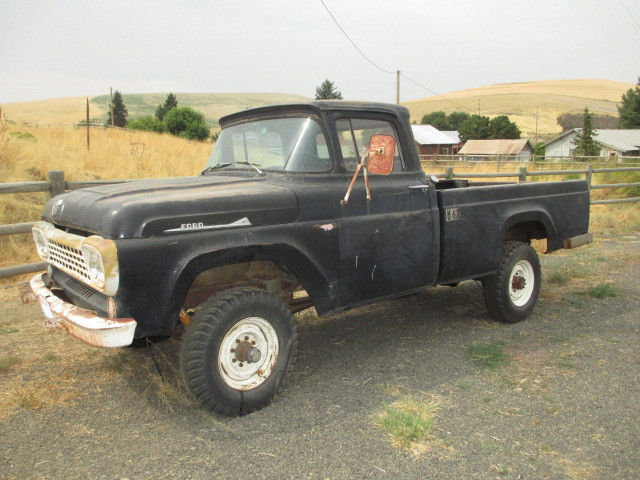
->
[180,288,297,416]
[482,241,541,323]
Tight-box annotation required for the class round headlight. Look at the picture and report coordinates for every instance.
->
[81,244,105,286]
[32,227,49,259]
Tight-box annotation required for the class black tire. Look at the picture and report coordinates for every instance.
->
[180,287,297,416]
[482,241,541,323]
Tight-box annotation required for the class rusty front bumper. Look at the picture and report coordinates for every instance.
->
[30,273,136,348]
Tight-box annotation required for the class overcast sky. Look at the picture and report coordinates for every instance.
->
[1,0,638,104]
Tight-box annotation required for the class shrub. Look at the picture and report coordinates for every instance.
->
[164,106,206,135]
[127,116,167,133]
[185,122,211,141]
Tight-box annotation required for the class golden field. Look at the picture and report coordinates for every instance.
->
[0,121,638,284]
[402,79,634,139]
[1,92,308,127]
[0,121,210,280]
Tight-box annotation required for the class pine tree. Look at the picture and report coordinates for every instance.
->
[618,77,640,129]
[314,79,343,100]
[106,90,128,127]
[155,93,178,121]
[572,108,600,158]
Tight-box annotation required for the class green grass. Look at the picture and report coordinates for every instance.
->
[581,283,618,298]
[377,397,438,449]
[0,327,19,334]
[90,92,309,125]
[456,378,471,390]
[466,341,509,370]
[548,263,592,285]
[0,356,21,374]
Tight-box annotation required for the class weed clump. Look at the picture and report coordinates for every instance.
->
[466,341,509,370]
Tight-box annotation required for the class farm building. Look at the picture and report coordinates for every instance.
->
[544,128,640,158]
[411,125,463,155]
[458,139,533,161]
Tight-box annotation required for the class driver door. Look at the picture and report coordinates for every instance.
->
[335,117,437,307]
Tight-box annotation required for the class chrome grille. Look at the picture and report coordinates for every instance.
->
[46,238,91,282]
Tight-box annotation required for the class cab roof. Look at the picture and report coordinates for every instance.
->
[219,101,410,127]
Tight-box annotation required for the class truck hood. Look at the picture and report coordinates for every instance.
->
[42,175,299,239]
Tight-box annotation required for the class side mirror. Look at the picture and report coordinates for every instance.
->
[367,134,395,175]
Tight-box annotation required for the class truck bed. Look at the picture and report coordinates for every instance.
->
[435,180,590,283]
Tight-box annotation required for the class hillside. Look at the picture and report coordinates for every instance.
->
[402,79,633,140]
[1,92,308,127]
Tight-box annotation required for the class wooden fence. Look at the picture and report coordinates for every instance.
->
[420,154,640,166]
[1,166,639,279]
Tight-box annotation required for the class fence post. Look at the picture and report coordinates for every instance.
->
[586,164,593,189]
[519,167,528,182]
[446,167,454,179]
[48,170,65,198]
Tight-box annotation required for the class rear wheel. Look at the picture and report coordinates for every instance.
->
[180,288,297,416]
[482,241,541,323]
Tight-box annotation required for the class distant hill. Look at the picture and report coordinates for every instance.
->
[2,79,633,139]
[402,79,633,140]
[2,92,309,127]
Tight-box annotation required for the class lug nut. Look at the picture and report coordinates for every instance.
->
[251,340,256,345]
[236,339,241,343]
[244,336,249,340]
[239,363,244,367]
[232,358,236,363]
[230,348,235,353]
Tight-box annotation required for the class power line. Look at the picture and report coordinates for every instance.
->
[318,0,476,113]
[318,0,395,74]
[618,0,640,30]
[399,72,476,113]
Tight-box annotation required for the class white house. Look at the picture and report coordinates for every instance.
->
[544,128,640,158]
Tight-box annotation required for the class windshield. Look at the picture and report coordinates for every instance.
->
[204,117,331,173]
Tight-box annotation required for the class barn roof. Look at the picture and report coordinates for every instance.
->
[459,139,532,155]
[410,125,459,145]
[441,130,461,143]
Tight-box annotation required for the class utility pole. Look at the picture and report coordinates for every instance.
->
[109,87,114,127]
[86,98,90,149]
[535,105,539,145]
[396,70,400,105]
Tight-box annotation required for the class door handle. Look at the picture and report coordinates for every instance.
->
[408,184,429,191]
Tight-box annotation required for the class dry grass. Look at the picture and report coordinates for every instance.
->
[403,79,633,138]
[0,120,210,281]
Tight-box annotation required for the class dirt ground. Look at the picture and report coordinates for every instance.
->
[0,237,639,480]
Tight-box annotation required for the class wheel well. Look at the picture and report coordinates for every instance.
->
[504,221,547,244]
[183,260,311,313]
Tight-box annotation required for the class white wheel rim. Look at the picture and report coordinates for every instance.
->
[508,260,535,307]
[218,317,279,391]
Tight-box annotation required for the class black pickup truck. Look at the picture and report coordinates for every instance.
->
[30,101,591,415]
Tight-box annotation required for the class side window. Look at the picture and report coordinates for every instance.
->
[336,118,404,173]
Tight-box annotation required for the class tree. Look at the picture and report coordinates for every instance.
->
[127,115,167,133]
[446,111,470,130]
[420,111,449,129]
[458,114,491,141]
[572,108,600,157]
[106,90,128,127]
[618,77,640,129]
[155,93,178,121]
[315,79,343,100]
[488,115,521,139]
[163,106,210,141]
